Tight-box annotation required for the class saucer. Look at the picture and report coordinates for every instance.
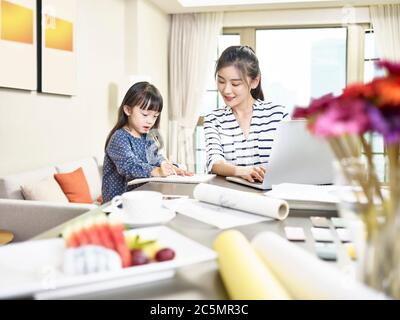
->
[109,206,176,227]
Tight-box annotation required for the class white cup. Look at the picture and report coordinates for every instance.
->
[111,191,163,219]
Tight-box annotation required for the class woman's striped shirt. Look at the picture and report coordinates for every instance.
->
[204,99,289,173]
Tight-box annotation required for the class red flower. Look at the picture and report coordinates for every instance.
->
[342,82,375,100]
[311,97,371,137]
[293,93,335,119]
[376,60,400,76]
[374,77,400,108]
[292,59,400,144]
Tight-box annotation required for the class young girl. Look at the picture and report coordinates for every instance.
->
[102,82,187,203]
[204,46,289,183]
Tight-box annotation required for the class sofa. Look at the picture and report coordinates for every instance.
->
[0,157,103,242]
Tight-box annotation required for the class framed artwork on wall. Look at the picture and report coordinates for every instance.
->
[0,0,36,90]
[38,0,76,95]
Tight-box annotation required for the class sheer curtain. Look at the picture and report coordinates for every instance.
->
[168,12,223,171]
[370,4,400,60]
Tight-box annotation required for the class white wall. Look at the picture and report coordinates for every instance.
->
[124,0,170,151]
[0,0,170,176]
[223,6,371,27]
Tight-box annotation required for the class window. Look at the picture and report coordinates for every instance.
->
[194,26,371,175]
[256,28,347,116]
[195,34,240,174]
[363,30,386,182]
[364,30,385,82]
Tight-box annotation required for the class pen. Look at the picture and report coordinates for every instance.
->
[171,162,177,176]
[166,159,177,175]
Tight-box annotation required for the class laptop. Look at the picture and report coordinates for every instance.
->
[226,120,335,190]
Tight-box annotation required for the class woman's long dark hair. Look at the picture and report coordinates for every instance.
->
[215,45,264,101]
[105,82,163,150]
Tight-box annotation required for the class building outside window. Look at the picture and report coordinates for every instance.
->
[256,27,347,116]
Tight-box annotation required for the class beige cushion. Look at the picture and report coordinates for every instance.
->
[0,167,57,200]
[21,177,69,203]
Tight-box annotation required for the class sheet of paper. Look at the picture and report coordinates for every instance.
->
[264,183,339,210]
[265,183,339,203]
[127,174,216,186]
[163,199,269,229]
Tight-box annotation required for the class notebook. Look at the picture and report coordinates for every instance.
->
[127,174,216,186]
[264,183,339,211]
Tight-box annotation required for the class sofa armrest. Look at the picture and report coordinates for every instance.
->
[0,199,97,242]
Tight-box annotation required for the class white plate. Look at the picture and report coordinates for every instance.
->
[0,226,217,299]
[108,207,176,226]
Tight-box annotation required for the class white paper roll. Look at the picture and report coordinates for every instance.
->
[251,232,387,300]
[193,183,289,220]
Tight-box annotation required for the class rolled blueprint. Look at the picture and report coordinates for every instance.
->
[213,230,291,300]
[251,232,387,300]
[194,183,289,220]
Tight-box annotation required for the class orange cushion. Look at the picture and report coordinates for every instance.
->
[54,167,92,204]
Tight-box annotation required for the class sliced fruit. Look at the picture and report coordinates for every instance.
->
[109,221,132,268]
[63,226,79,248]
[94,215,115,251]
[72,222,90,246]
[83,218,103,246]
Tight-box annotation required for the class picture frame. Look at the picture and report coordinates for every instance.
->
[38,0,76,95]
[0,0,37,91]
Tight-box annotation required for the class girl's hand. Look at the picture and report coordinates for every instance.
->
[174,167,194,176]
[160,161,175,176]
[240,166,266,183]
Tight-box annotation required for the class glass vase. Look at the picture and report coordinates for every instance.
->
[334,158,400,299]
[362,213,400,299]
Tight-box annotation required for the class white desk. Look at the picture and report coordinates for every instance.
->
[32,176,347,300]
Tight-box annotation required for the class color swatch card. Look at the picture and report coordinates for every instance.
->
[311,227,334,242]
[331,217,347,228]
[315,243,337,261]
[284,227,306,241]
[344,243,357,260]
[310,216,330,228]
[336,228,352,242]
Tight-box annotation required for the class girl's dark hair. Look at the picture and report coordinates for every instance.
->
[105,81,163,150]
[215,45,264,101]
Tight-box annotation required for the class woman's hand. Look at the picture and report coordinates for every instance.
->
[239,166,266,183]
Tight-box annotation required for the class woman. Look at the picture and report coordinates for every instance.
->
[204,46,289,182]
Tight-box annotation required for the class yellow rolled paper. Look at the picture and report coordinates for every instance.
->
[213,230,291,300]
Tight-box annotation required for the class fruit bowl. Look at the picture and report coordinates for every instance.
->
[0,226,217,299]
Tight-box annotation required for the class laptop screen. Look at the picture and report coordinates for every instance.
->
[226,120,335,190]
[265,120,335,188]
